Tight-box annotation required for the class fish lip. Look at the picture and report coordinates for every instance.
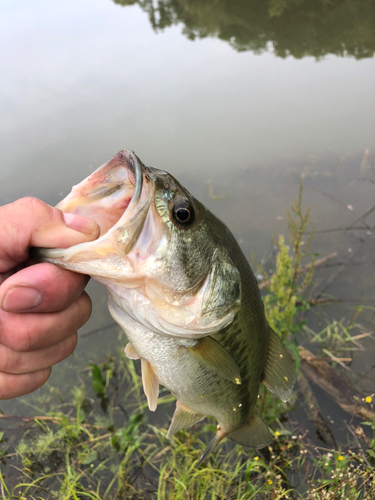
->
[122,150,143,217]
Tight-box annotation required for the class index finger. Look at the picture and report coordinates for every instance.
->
[0,263,90,313]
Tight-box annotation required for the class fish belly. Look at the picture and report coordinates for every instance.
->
[109,298,245,430]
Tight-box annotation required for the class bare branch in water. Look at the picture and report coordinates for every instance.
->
[299,348,375,423]
[297,371,337,448]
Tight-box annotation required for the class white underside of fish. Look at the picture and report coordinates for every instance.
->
[109,292,245,430]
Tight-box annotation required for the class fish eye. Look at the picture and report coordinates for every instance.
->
[172,200,195,226]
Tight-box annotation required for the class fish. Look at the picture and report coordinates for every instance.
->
[34,149,296,464]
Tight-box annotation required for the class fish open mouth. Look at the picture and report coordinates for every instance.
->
[57,150,144,235]
[33,150,152,263]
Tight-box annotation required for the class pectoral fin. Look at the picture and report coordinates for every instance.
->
[124,342,139,360]
[167,401,204,438]
[262,328,296,402]
[186,336,242,385]
[141,358,159,412]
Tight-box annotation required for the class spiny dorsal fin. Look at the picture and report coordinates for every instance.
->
[185,336,242,385]
[262,328,296,402]
[124,342,140,360]
[141,358,159,412]
[167,401,204,438]
[229,413,272,448]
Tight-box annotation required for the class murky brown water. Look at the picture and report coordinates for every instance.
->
[1,0,375,462]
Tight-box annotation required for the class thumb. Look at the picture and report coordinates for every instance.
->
[0,197,100,271]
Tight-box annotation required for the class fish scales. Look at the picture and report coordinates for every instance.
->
[33,149,296,464]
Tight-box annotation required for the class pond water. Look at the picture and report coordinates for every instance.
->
[1,0,375,493]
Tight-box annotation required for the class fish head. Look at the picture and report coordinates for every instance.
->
[35,150,241,338]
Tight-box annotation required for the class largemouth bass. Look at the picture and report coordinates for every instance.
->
[35,150,295,464]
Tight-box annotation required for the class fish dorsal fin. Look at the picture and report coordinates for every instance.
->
[186,336,242,385]
[262,328,296,402]
[167,401,204,438]
[141,358,159,412]
[124,342,140,360]
[229,412,272,448]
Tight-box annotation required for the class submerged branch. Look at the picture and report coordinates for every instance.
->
[299,348,375,422]
[297,371,337,448]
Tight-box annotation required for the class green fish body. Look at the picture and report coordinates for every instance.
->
[35,150,295,463]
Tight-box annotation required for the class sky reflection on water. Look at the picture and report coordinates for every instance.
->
[0,0,374,206]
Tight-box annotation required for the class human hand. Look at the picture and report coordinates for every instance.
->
[0,197,100,399]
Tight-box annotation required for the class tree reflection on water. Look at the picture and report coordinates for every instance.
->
[114,0,375,59]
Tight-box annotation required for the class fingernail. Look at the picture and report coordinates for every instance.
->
[63,213,99,236]
[1,286,43,312]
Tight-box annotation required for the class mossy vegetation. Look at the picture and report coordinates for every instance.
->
[0,183,374,499]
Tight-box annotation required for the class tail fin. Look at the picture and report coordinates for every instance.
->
[197,413,272,466]
[229,412,272,448]
[262,328,296,402]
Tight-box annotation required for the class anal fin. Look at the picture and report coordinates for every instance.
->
[186,336,242,385]
[229,412,272,448]
[167,401,204,438]
[124,342,139,360]
[141,358,159,412]
[263,328,296,402]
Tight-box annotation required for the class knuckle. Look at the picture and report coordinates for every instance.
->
[0,374,11,399]
[37,265,88,314]
[52,266,87,301]
[14,197,45,216]
[74,292,92,328]
[36,367,52,388]
[0,348,19,374]
[0,313,33,352]
[15,326,33,352]
[61,333,78,360]
[14,197,58,225]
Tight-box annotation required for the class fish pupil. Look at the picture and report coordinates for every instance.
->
[173,201,195,226]
[176,208,189,221]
